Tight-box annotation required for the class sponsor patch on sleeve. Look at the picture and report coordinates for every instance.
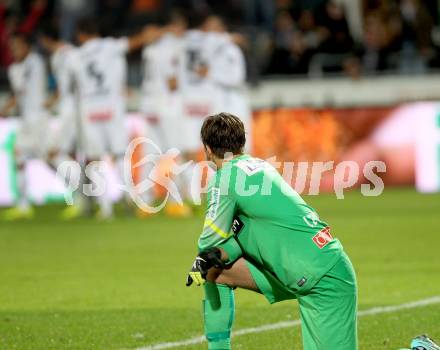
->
[312,227,333,249]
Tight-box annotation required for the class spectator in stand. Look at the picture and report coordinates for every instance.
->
[319,1,353,54]
[205,0,242,27]
[265,11,291,74]
[423,0,439,24]
[125,0,161,31]
[0,0,47,68]
[385,4,405,54]
[274,10,296,50]
[0,0,440,84]
[291,10,325,73]
[266,10,298,74]
[55,0,96,42]
[99,0,132,36]
[398,0,434,74]
[297,10,325,54]
[241,0,276,32]
[267,9,325,75]
[344,12,392,78]
[293,0,327,12]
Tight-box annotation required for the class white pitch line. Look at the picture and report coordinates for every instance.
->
[133,296,440,350]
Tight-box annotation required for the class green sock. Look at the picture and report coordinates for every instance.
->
[203,282,235,350]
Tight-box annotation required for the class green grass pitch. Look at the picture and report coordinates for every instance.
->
[0,188,439,349]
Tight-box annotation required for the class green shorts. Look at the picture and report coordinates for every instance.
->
[247,252,358,350]
[246,260,296,303]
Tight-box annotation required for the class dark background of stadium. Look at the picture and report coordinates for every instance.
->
[1,0,440,87]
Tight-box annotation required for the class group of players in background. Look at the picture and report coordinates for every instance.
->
[0,11,251,221]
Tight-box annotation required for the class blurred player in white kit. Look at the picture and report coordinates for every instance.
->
[172,13,251,206]
[139,12,250,216]
[70,18,159,219]
[141,12,186,148]
[39,26,82,219]
[202,15,252,151]
[174,13,229,207]
[179,14,220,159]
[0,33,48,220]
[140,11,197,217]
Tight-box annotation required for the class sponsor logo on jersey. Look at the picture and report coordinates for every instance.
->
[207,187,220,219]
[312,226,333,249]
[231,216,244,235]
[297,277,307,287]
[88,110,113,122]
[184,104,211,117]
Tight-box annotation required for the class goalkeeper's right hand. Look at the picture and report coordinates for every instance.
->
[185,248,224,287]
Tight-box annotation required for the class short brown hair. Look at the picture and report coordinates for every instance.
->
[201,113,246,158]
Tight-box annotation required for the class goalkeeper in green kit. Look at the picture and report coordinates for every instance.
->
[186,113,358,350]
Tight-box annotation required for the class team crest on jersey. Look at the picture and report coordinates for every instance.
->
[303,211,320,227]
[312,227,333,249]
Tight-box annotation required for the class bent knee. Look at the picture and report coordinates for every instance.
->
[213,274,236,288]
[206,268,236,288]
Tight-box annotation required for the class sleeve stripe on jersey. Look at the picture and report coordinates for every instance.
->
[204,219,231,239]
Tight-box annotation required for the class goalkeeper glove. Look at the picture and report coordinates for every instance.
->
[185,248,224,286]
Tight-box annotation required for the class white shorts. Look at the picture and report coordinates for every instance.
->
[142,94,186,153]
[15,119,49,164]
[53,107,77,154]
[81,103,127,159]
[181,116,205,153]
[181,88,218,153]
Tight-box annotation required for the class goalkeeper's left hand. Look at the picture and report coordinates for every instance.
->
[186,248,224,287]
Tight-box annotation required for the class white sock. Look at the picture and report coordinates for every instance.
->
[115,155,133,204]
[52,153,87,209]
[16,165,30,210]
[97,191,113,218]
[96,163,112,218]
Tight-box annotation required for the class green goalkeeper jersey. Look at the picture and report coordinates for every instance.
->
[198,154,343,294]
